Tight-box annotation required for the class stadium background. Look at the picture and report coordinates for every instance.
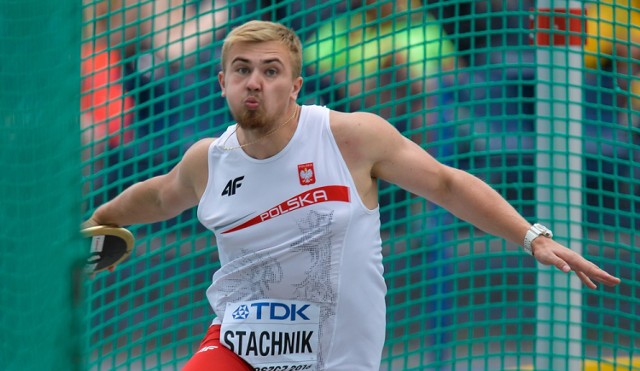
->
[1,0,639,370]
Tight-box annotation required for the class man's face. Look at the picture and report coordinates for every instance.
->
[219,41,302,130]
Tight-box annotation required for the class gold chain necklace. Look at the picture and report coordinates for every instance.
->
[220,105,300,151]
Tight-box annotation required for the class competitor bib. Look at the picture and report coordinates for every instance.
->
[221,300,320,370]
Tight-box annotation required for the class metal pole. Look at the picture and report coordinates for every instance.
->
[533,2,584,370]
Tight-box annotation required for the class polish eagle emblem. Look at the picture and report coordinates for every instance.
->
[298,162,316,185]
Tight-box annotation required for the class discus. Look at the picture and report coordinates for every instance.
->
[82,225,134,274]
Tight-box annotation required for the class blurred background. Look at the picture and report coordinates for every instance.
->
[1,0,639,370]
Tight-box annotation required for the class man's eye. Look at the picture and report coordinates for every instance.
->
[237,67,249,74]
[265,69,278,76]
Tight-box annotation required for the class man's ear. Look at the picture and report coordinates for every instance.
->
[291,76,303,100]
[218,71,226,97]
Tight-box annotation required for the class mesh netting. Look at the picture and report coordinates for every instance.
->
[3,0,639,370]
[0,1,85,370]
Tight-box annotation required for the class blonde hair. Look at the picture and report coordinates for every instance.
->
[220,20,303,78]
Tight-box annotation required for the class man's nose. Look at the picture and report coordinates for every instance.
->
[246,71,262,91]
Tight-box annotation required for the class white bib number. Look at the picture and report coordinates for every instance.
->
[221,300,320,370]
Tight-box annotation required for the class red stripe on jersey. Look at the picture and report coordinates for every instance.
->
[221,185,350,234]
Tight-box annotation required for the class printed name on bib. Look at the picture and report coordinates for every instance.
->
[221,300,320,370]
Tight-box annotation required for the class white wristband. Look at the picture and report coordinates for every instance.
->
[523,223,553,255]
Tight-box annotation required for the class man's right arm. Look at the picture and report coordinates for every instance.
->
[87,138,213,227]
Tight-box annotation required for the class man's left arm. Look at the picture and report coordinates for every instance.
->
[364,114,621,289]
[429,167,621,289]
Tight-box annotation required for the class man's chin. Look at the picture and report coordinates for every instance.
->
[235,110,265,130]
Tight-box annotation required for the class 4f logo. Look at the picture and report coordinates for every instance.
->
[222,176,244,196]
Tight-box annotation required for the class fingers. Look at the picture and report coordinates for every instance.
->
[81,218,99,230]
[575,270,597,290]
[87,265,117,280]
[538,251,571,273]
[589,269,621,287]
[562,252,622,287]
[552,261,619,290]
[573,266,620,288]
[556,260,571,273]
[535,245,621,289]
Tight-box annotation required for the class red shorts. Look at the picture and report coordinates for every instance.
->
[182,325,253,371]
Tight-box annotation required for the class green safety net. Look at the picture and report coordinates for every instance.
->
[3,0,639,370]
[0,1,85,371]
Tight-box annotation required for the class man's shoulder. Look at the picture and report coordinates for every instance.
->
[327,110,403,172]
[192,137,217,151]
[329,109,383,126]
[182,137,216,161]
[328,110,392,144]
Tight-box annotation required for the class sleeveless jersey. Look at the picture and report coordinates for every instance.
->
[197,105,386,370]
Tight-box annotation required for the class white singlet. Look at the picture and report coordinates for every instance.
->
[197,105,386,370]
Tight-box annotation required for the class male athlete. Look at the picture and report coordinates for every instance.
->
[86,20,621,370]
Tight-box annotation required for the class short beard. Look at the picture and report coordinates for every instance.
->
[234,108,268,131]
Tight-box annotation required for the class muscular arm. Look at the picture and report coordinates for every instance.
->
[88,138,212,227]
[366,115,530,246]
[334,111,620,288]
